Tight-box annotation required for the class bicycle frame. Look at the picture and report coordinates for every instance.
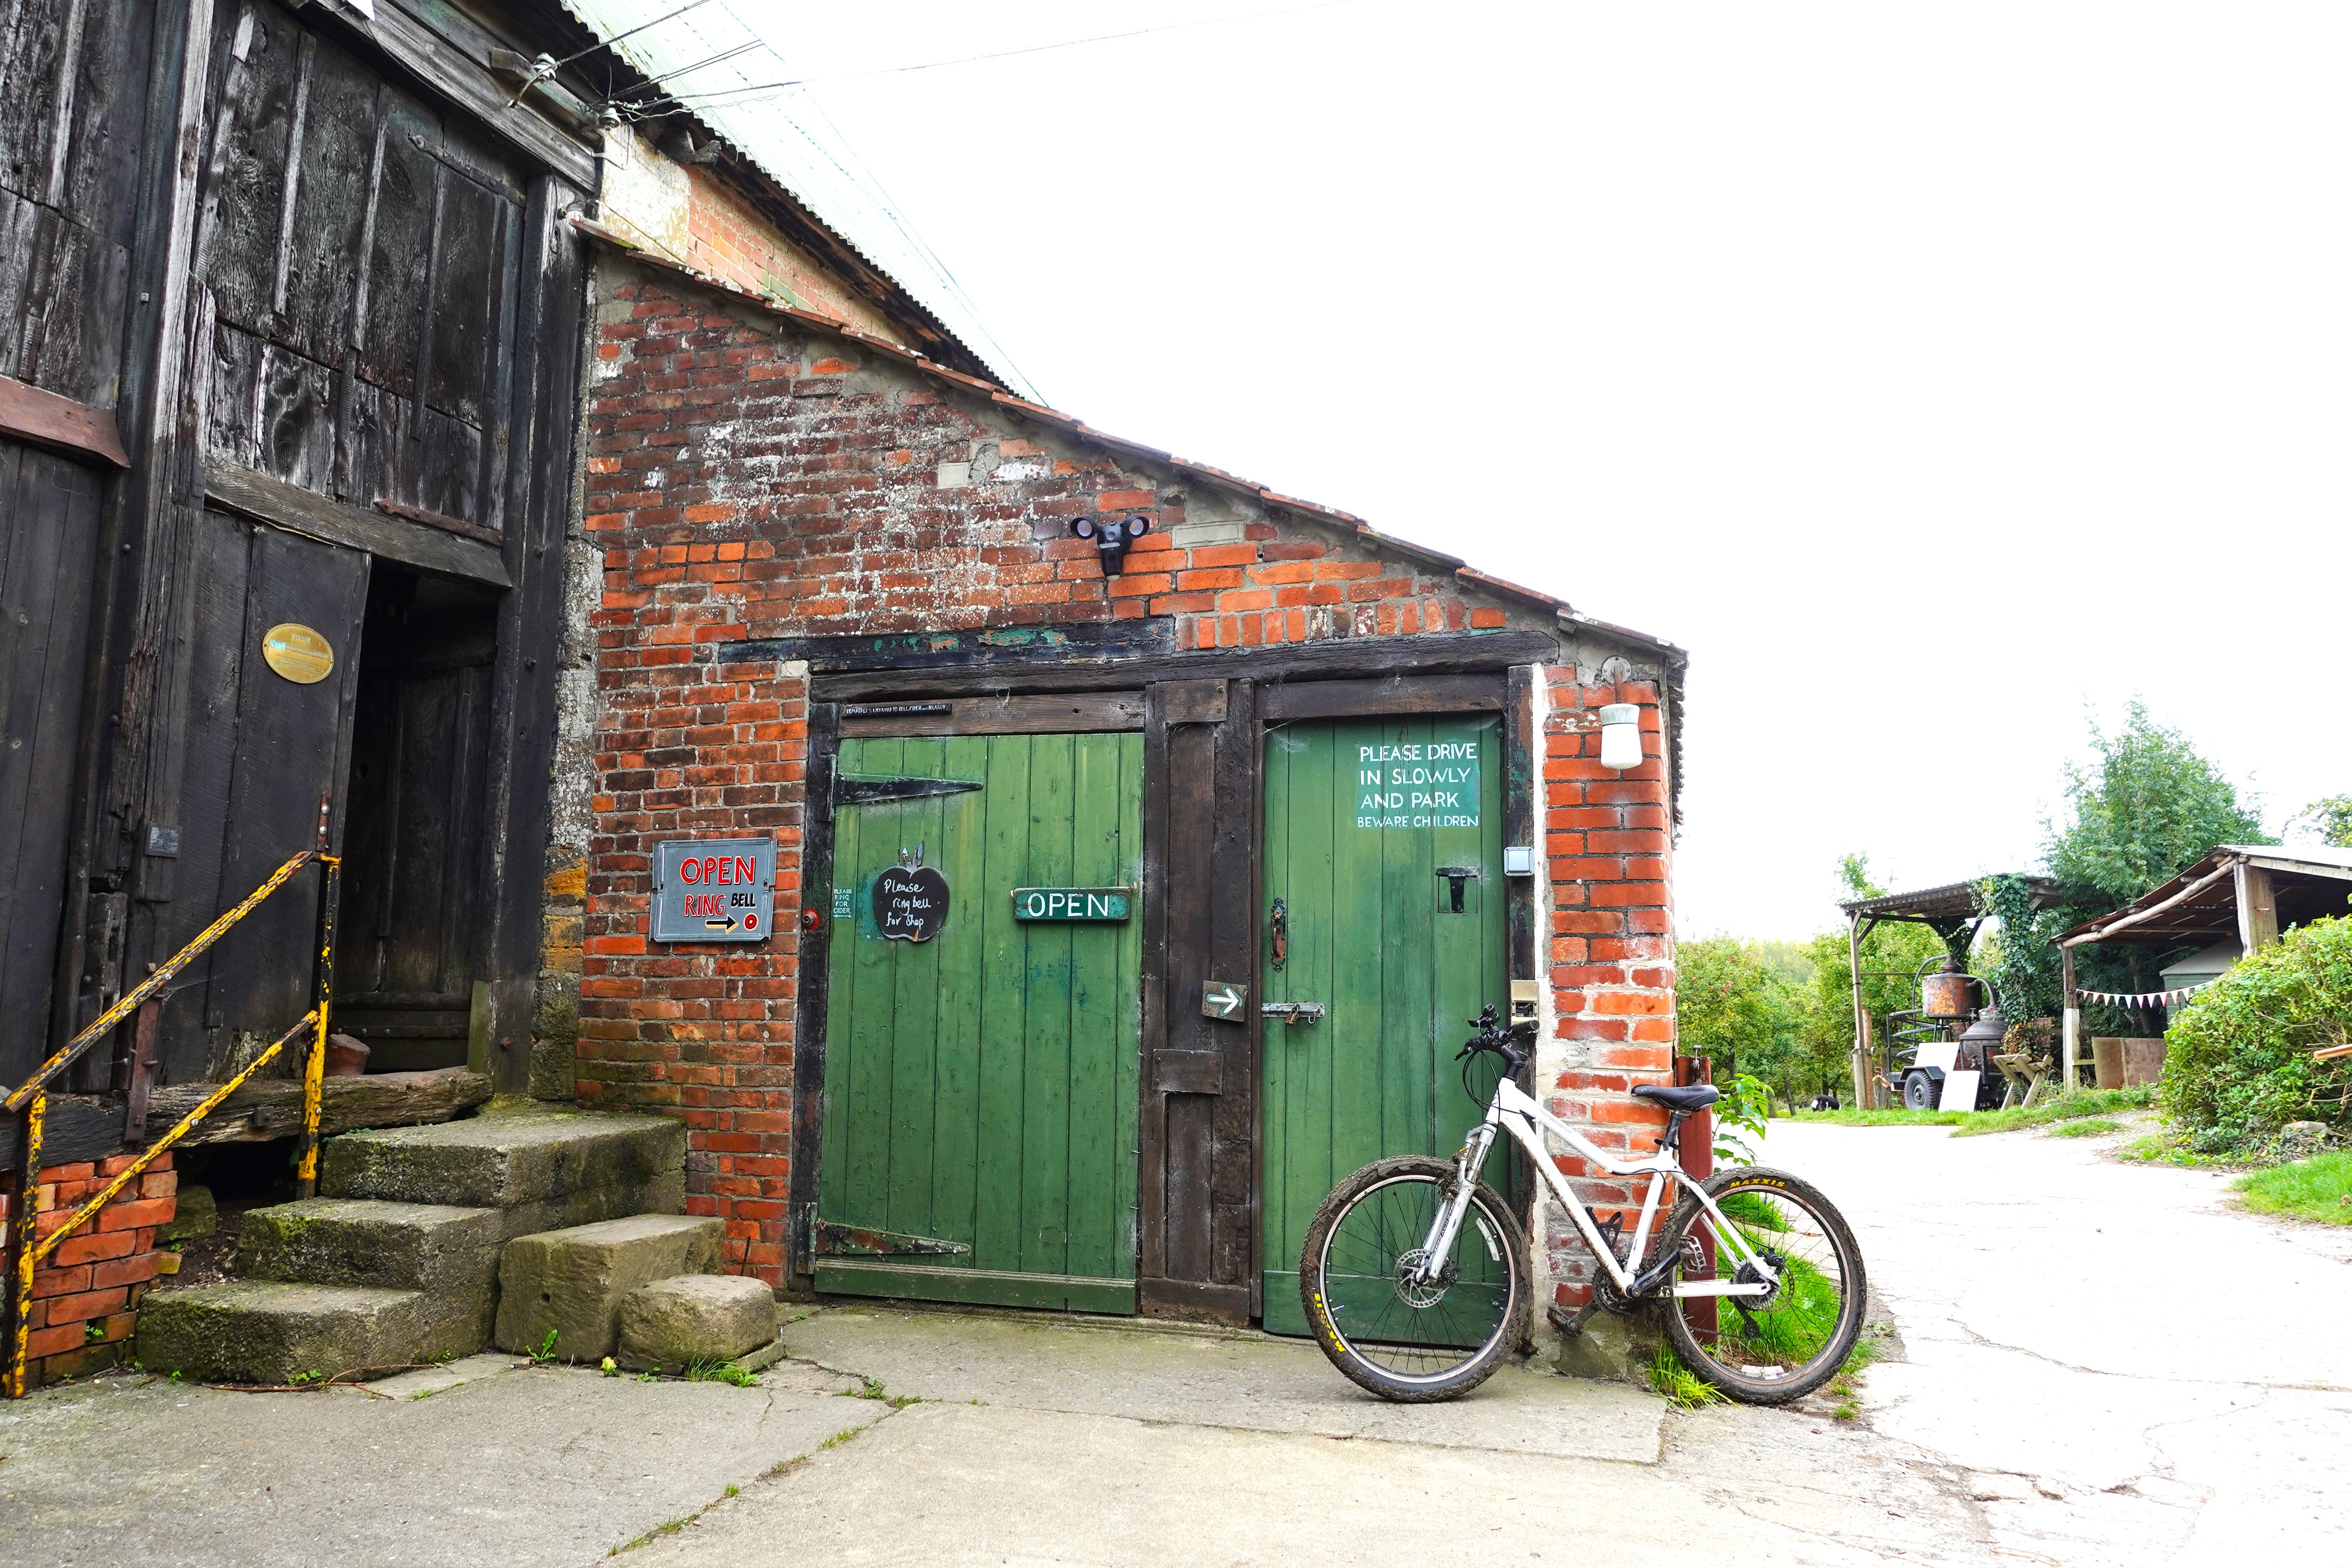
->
[1416,1076,1778,1301]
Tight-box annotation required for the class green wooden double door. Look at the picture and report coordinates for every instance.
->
[815,714,1505,1327]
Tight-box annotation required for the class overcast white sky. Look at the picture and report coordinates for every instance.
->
[735,1,2351,939]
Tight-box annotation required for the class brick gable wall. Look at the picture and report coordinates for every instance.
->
[564,255,1681,1301]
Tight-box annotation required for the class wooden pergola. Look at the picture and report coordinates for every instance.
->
[2055,845,2352,1086]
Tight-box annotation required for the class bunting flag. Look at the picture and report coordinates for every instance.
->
[2074,981,2213,1010]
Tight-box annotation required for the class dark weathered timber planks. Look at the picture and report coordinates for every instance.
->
[0,373,127,465]
[0,442,107,1089]
[0,1093,120,1169]
[472,172,584,1092]
[140,1063,490,1144]
[360,0,597,189]
[1258,671,1504,721]
[788,701,841,1277]
[1207,680,1259,1298]
[838,691,1145,737]
[806,629,1561,701]
[204,461,510,585]
[193,524,367,1066]
[738,619,1179,676]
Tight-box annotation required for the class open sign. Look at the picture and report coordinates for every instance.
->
[651,837,776,943]
[1010,887,1134,922]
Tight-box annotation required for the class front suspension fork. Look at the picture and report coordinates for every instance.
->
[1411,1124,1498,1284]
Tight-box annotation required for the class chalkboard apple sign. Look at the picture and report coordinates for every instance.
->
[873,865,949,942]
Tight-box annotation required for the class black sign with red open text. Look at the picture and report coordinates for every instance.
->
[651,836,776,943]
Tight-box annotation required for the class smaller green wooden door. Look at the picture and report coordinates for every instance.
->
[1259,715,1509,1335]
[817,732,1142,1312]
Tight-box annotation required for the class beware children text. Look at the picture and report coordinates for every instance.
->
[1356,740,1479,830]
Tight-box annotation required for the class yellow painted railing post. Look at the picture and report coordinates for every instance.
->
[3,809,345,1395]
[297,851,340,1198]
[9,1093,43,1399]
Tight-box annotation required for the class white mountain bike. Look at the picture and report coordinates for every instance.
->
[1301,1005,1866,1404]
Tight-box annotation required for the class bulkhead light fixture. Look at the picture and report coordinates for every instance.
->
[1073,513,1152,574]
[1597,703,1644,771]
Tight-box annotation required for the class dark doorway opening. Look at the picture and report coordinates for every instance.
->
[333,568,501,1072]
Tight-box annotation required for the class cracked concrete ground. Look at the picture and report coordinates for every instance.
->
[1788,1118,2352,1567]
[0,1119,2339,1565]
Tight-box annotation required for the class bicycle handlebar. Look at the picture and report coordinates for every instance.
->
[1457,1003,1535,1073]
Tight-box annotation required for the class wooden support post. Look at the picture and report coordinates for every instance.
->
[2233,861,2278,954]
[2060,943,2081,1093]
[1846,914,1870,1109]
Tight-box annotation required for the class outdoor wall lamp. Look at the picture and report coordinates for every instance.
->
[1072,513,1152,574]
[1598,703,1644,771]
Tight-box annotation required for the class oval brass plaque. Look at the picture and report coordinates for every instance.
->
[261,623,335,685]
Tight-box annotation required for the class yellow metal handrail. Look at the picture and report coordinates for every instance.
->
[6,806,342,1397]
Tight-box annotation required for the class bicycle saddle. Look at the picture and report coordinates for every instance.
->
[1632,1084,1720,1112]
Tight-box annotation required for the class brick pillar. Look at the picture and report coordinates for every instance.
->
[3,1153,177,1390]
[1537,673,1675,1315]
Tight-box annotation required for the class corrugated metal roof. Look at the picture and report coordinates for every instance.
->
[556,0,1039,400]
[1838,876,2058,923]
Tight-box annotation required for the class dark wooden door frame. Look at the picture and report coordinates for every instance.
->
[787,652,1550,1317]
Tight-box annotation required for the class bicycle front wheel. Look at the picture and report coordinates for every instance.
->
[1300,1155,1529,1403]
[1657,1165,1866,1405]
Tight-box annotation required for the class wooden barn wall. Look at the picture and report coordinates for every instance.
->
[2,0,591,1111]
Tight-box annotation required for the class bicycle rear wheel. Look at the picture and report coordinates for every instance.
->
[1300,1155,1529,1403]
[1656,1165,1866,1405]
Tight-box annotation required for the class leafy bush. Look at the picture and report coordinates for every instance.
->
[2160,917,2352,1152]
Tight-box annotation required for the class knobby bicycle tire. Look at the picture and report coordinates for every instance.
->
[1300,1155,1531,1404]
[1655,1164,1866,1405]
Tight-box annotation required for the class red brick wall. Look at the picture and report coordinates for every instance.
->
[3,1154,177,1388]
[573,260,1676,1291]
[1536,674,1678,1313]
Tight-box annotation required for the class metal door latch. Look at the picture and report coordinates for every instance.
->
[1434,866,1482,913]
[1261,1001,1326,1025]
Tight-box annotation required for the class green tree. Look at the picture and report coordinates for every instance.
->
[2046,701,2268,905]
[2291,795,2352,848]
[2042,702,2271,1017]
[1674,935,1821,1110]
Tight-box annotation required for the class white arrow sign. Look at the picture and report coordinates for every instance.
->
[1201,981,1247,1020]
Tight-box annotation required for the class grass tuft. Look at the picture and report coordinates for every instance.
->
[1645,1344,1727,1410]
[1949,1086,2153,1137]
[2234,1149,2352,1226]
[2048,1118,2124,1139]
[684,1360,761,1388]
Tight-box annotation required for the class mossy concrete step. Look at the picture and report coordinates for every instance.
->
[237,1198,502,1302]
[320,1107,685,1236]
[494,1213,724,1362]
[134,1280,484,1384]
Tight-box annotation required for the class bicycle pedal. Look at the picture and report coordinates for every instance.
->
[1547,1302,1601,1338]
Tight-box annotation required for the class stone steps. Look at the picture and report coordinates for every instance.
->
[133,1280,482,1385]
[138,1106,700,1384]
[320,1107,686,1239]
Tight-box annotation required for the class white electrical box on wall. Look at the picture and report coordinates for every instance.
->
[1503,845,1536,876]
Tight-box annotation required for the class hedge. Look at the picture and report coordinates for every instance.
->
[2160,916,2352,1153]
